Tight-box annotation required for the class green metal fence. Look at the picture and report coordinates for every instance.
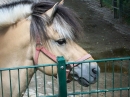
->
[100,0,130,20]
[0,57,130,97]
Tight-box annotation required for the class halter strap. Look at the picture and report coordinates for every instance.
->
[34,44,91,65]
[34,43,57,64]
[69,54,92,68]
[34,42,92,83]
[66,54,91,82]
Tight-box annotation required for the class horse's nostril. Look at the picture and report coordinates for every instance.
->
[92,68,97,74]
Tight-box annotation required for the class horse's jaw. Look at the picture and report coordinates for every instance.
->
[70,62,100,87]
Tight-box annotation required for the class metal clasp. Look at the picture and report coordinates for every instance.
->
[36,42,43,50]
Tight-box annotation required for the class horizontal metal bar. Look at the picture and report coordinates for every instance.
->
[39,94,58,97]
[67,87,130,96]
[112,6,119,9]
[0,64,57,71]
[66,57,130,65]
[1,57,130,71]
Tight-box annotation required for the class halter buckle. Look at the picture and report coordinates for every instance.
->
[36,42,43,50]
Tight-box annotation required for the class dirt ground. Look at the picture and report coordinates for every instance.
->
[24,71,129,97]
[24,0,130,97]
[63,0,130,59]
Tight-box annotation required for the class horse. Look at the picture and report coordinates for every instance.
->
[0,0,100,97]
[0,0,41,5]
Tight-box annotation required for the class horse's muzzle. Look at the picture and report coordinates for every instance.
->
[70,62,100,87]
[78,77,90,87]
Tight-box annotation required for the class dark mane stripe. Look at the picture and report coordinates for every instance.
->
[0,0,33,9]
[30,1,83,42]
[0,0,83,42]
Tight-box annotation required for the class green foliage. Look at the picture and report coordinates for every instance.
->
[122,0,130,24]
[100,0,130,24]
[102,0,113,8]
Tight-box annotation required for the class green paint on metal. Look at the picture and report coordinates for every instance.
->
[0,57,130,97]
[67,87,130,96]
[57,56,67,97]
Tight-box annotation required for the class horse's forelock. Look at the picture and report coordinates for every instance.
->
[30,1,83,43]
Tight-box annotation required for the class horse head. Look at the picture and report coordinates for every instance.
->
[30,1,100,86]
[0,0,100,96]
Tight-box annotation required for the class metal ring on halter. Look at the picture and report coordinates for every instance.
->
[36,42,43,50]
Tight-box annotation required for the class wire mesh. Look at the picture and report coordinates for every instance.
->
[0,57,130,97]
[0,64,58,97]
[66,57,130,97]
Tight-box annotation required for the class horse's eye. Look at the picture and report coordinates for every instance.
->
[55,38,66,45]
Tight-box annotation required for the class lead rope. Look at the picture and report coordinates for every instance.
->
[66,54,92,82]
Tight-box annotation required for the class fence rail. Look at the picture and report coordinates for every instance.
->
[100,0,130,20]
[0,57,130,97]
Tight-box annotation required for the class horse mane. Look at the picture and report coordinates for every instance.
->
[31,1,83,42]
[0,1,33,28]
[0,0,40,5]
[0,0,83,42]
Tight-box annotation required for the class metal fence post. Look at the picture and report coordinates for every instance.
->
[57,56,67,97]
[119,0,123,21]
[100,0,103,7]
[113,0,118,18]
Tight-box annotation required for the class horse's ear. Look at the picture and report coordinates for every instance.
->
[59,0,64,5]
[44,2,59,19]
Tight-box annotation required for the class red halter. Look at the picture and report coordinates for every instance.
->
[34,42,57,64]
[34,42,92,82]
